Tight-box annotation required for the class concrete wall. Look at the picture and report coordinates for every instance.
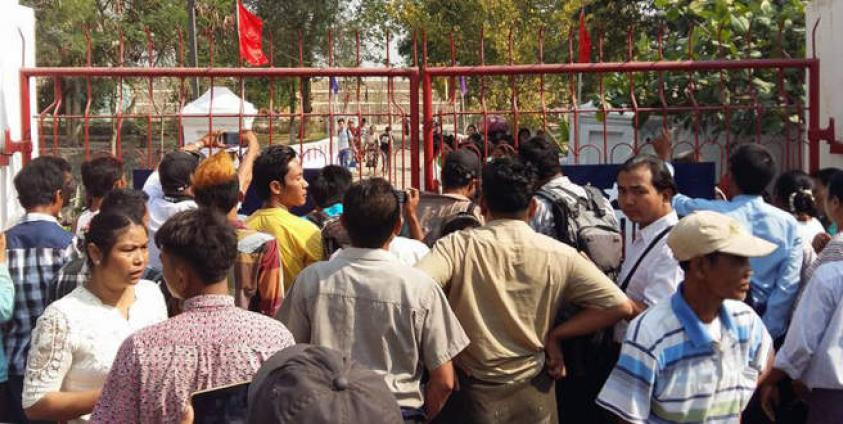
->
[807,0,843,170]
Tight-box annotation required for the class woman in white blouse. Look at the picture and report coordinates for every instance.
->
[22,211,167,423]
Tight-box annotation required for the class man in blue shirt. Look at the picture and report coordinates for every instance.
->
[671,143,802,340]
[3,156,75,422]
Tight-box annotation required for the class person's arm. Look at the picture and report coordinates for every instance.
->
[26,390,101,421]
[404,188,425,241]
[237,130,261,195]
[762,228,803,339]
[89,338,142,423]
[274,273,312,343]
[23,308,95,421]
[0,234,14,322]
[424,361,455,420]
[415,234,459,290]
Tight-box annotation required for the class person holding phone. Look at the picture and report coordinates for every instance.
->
[21,212,167,423]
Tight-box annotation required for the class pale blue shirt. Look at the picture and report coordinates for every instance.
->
[776,260,843,390]
[673,194,803,339]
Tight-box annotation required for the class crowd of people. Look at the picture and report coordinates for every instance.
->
[0,124,840,424]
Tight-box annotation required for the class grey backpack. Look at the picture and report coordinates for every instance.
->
[535,184,622,278]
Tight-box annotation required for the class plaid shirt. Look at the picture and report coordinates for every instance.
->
[4,213,74,376]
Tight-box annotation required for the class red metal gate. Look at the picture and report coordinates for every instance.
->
[2,25,839,191]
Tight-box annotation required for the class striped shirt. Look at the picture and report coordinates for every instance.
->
[597,285,772,423]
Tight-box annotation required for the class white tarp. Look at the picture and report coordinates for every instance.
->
[0,1,37,229]
[181,86,257,144]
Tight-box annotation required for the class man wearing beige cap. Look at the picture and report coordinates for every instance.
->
[597,210,776,424]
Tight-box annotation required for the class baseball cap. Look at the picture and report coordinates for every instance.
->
[667,210,777,261]
[159,151,200,194]
[247,344,403,424]
[443,148,481,184]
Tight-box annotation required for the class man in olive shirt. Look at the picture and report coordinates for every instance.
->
[416,157,633,423]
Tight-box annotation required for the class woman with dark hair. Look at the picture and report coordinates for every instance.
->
[773,170,826,246]
[21,212,167,423]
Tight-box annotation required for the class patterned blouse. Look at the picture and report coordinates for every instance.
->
[89,295,295,424]
[22,280,168,423]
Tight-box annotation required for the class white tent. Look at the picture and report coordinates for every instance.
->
[181,86,257,144]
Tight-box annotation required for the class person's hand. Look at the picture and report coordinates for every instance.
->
[179,403,194,424]
[0,233,6,263]
[243,130,260,152]
[183,131,224,152]
[759,382,779,422]
[545,337,567,379]
[652,128,673,161]
[404,188,420,217]
[813,232,832,253]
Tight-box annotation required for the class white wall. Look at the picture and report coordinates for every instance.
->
[807,0,843,170]
[0,1,37,230]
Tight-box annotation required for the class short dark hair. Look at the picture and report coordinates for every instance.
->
[100,189,149,224]
[81,156,124,198]
[811,167,842,188]
[14,156,71,209]
[338,118,345,123]
[252,145,298,201]
[482,157,536,215]
[774,170,817,217]
[310,165,352,208]
[342,178,400,248]
[618,155,678,196]
[826,171,843,204]
[85,211,145,267]
[518,136,561,181]
[678,252,720,273]
[728,143,776,195]
[155,209,238,285]
[194,179,239,214]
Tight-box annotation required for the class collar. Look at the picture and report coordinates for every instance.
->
[543,175,572,188]
[731,194,763,204]
[670,283,738,348]
[323,203,344,217]
[440,192,471,202]
[23,212,60,224]
[182,294,235,311]
[637,211,679,244]
[231,219,248,230]
[337,247,399,262]
[485,218,531,230]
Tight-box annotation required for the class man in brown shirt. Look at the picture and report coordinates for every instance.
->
[416,157,633,423]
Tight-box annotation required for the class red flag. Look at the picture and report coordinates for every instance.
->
[578,8,591,63]
[237,0,269,66]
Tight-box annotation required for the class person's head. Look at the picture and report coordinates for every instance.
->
[823,171,843,226]
[518,136,561,183]
[100,189,150,229]
[247,344,403,424]
[81,155,125,202]
[811,167,842,217]
[517,127,531,144]
[383,126,391,133]
[159,151,200,196]
[337,118,345,128]
[481,157,537,219]
[773,170,817,220]
[349,119,356,128]
[726,143,776,195]
[466,124,477,135]
[341,178,400,249]
[617,155,677,227]
[85,211,148,290]
[310,165,352,209]
[668,211,776,302]
[192,151,240,215]
[252,145,308,208]
[442,149,481,196]
[14,155,73,214]
[361,118,367,126]
[155,209,238,299]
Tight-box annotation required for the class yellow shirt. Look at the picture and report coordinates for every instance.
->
[416,219,628,383]
[247,207,323,290]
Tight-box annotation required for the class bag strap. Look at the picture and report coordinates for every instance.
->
[619,225,674,292]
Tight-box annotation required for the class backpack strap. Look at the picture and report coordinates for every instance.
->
[619,225,674,292]
[535,189,574,247]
